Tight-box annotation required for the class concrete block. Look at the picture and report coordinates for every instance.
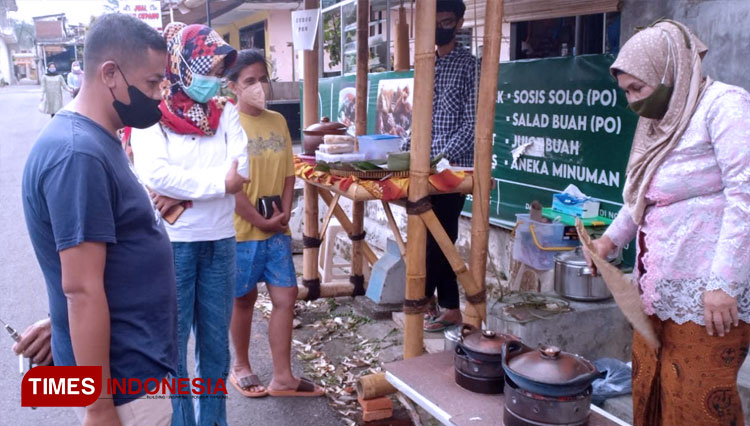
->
[354,297,402,320]
[487,294,633,362]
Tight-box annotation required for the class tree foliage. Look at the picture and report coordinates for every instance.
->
[11,19,35,50]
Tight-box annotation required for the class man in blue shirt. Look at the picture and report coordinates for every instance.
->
[403,0,478,331]
[22,14,175,426]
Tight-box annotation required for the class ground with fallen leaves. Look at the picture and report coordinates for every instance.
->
[255,290,421,425]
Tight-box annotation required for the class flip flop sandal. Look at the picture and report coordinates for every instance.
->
[230,373,267,398]
[424,304,440,321]
[267,377,325,397]
[423,318,459,332]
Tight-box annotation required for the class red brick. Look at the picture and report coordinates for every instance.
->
[362,408,393,422]
[358,395,393,412]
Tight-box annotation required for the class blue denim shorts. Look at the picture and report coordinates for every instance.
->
[235,234,297,298]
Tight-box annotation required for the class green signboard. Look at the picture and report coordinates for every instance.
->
[485,54,638,227]
[308,54,637,232]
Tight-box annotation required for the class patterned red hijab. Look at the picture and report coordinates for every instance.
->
[160,23,237,136]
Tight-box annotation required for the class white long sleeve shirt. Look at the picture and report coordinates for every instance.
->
[130,103,249,242]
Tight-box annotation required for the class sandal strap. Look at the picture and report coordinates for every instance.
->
[296,377,316,393]
[237,374,263,389]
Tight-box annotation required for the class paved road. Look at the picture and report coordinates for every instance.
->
[0,85,341,426]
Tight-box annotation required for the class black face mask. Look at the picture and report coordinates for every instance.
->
[436,27,457,47]
[628,84,674,120]
[110,65,162,129]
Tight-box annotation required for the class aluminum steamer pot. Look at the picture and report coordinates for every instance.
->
[502,341,605,397]
[554,247,613,302]
[444,324,463,353]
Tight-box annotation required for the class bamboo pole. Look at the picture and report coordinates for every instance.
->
[319,189,378,266]
[381,201,407,256]
[302,0,321,295]
[348,0,369,289]
[319,193,341,241]
[357,373,397,400]
[351,200,365,284]
[420,210,486,322]
[466,0,504,328]
[303,0,319,128]
[403,0,436,360]
[303,184,320,288]
[394,5,410,71]
[297,282,355,300]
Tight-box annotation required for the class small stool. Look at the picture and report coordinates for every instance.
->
[319,219,350,284]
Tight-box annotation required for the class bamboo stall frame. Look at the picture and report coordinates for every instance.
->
[466,0,504,327]
[301,0,321,301]
[382,200,407,256]
[348,0,369,294]
[294,177,473,301]
[403,0,436,360]
[297,0,505,359]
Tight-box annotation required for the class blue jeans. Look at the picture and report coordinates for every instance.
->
[171,238,235,426]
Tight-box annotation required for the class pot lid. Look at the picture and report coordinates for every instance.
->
[554,247,588,266]
[461,327,514,356]
[304,117,348,134]
[506,344,596,384]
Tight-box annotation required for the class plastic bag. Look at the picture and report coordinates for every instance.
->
[591,358,632,405]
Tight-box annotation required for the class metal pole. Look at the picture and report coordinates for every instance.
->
[574,16,582,56]
[170,0,175,23]
[340,5,345,76]
[386,0,391,71]
[602,13,607,54]
[206,0,211,27]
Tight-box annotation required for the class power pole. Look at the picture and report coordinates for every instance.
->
[206,0,211,27]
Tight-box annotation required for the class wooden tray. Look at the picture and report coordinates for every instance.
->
[330,169,410,179]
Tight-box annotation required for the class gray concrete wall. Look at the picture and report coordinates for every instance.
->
[620,0,750,91]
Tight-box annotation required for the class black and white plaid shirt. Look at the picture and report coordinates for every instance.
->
[403,45,478,167]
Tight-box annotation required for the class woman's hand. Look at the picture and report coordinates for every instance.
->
[225,159,250,194]
[582,236,617,277]
[704,289,739,337]
[150,192,184,216]
[259,202,287,234]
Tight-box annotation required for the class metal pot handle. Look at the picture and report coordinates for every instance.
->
[528,224,576,252]
[455,343,466,356]
[577,267,592,277]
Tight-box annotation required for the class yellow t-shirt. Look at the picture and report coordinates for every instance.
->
[234,109,295,242]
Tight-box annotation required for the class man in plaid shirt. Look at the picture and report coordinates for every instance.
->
[402,0,478,331]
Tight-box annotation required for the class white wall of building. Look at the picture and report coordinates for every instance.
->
[0,38,12,83]
[268,10,295,82]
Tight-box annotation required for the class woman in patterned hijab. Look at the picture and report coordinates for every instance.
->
[128,22,249,426]
[160,23,237,136]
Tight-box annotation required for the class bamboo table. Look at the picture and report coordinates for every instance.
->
[296,173,474,300]
[384,352,631,426]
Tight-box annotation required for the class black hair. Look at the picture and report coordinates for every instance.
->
[437,0,466,19]
[83,13,167,79]
[226,49,270,83]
